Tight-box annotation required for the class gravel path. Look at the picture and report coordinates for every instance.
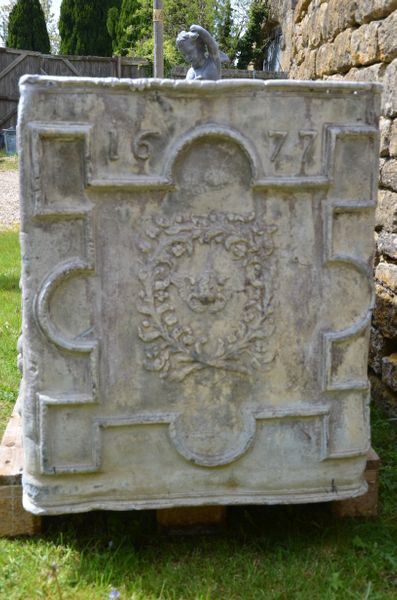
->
[0,171,20,230]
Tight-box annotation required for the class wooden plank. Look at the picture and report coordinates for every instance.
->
[1,47,44,57]
[0,106,18,128]
[40,56,48,76]
[332,449,380,517]
[157,506,226,534]
[60,57,80,76]
[0,95,18,103]
[0,486,41,537]
[0,408,23,486]
[0,407,42,537]
[0,52,27,82]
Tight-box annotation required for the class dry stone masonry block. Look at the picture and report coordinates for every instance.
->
[382,353,397,391]
[19,76,380,514]
[355,0,397,24]
[375,190,397,231]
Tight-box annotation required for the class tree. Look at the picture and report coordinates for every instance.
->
[236,0,269,69]
[106,6,120,53]
[164,0,215,48]
[119,0,218,72]
[107,0,263,74]
[6,0,50,53]
[59,0,121,56]
[107,0,142,55]
[40,0,60,53]
[0,0,16,45]
[215,0,234,60]
[1,1,59,53]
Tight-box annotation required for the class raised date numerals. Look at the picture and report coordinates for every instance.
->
[108,128,161,163]
[268,129,318,168]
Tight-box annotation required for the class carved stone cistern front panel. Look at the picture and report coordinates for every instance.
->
[18,77,380,513]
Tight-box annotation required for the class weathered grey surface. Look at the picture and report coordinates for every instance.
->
[18,76,381,515]
[176,25,221,80]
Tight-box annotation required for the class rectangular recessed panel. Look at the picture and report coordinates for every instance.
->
[18,77,381,514]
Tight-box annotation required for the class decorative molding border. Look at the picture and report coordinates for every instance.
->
[325,391,370,460]
[34,258,96,353]
[86,124,378,191]
[322,200,375,392]
[29,122,93,217]
[38,404,333,474]
[30,118,377,479]
[29,123,99,476]
[324,125,379,199]
[89,123,259,191]
[38,393,99,474]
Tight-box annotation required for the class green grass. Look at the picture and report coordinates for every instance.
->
[0,230,21,434]
[0,230,396,600]
[0,150,18,171]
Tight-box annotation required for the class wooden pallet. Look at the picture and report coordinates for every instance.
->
[0,406,380,536]
[157,505,227,534]
[331,447,380,517]
[0,407,41,537]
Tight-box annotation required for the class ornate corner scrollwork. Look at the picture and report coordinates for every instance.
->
[137,211,277,382]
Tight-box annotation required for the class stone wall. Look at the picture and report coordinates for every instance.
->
[271,0,397,416]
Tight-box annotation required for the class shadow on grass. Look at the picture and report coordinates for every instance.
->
[0,272,19,291]
[13,409,397,598]
[34,495,396,598]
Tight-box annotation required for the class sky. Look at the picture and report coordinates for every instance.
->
[52,0,61,21]
[0,0,62,21]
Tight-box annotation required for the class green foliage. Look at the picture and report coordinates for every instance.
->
[215,0,234,59]
[6,0,50,53]
[59,0,121,57]
[0,0,16,44]
[40,0,60,53]
[106,6,119,53]
[114,0,217,69]
[237,0,269,69]
[0,230,21,435]
[130,34,180,78]
[164,0,215,47]
[108,0,142,55]
[108,0,267,70]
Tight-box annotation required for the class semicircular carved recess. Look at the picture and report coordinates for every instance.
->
[34,258,96,353]
[162,124,260,184]
[168,410,257,467]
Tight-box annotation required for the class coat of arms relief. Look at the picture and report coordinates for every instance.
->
[137,211,278,382]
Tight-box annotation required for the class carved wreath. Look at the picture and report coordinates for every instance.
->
[137,211,277,382]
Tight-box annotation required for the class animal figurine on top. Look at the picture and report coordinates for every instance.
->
[176,24,229,81]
